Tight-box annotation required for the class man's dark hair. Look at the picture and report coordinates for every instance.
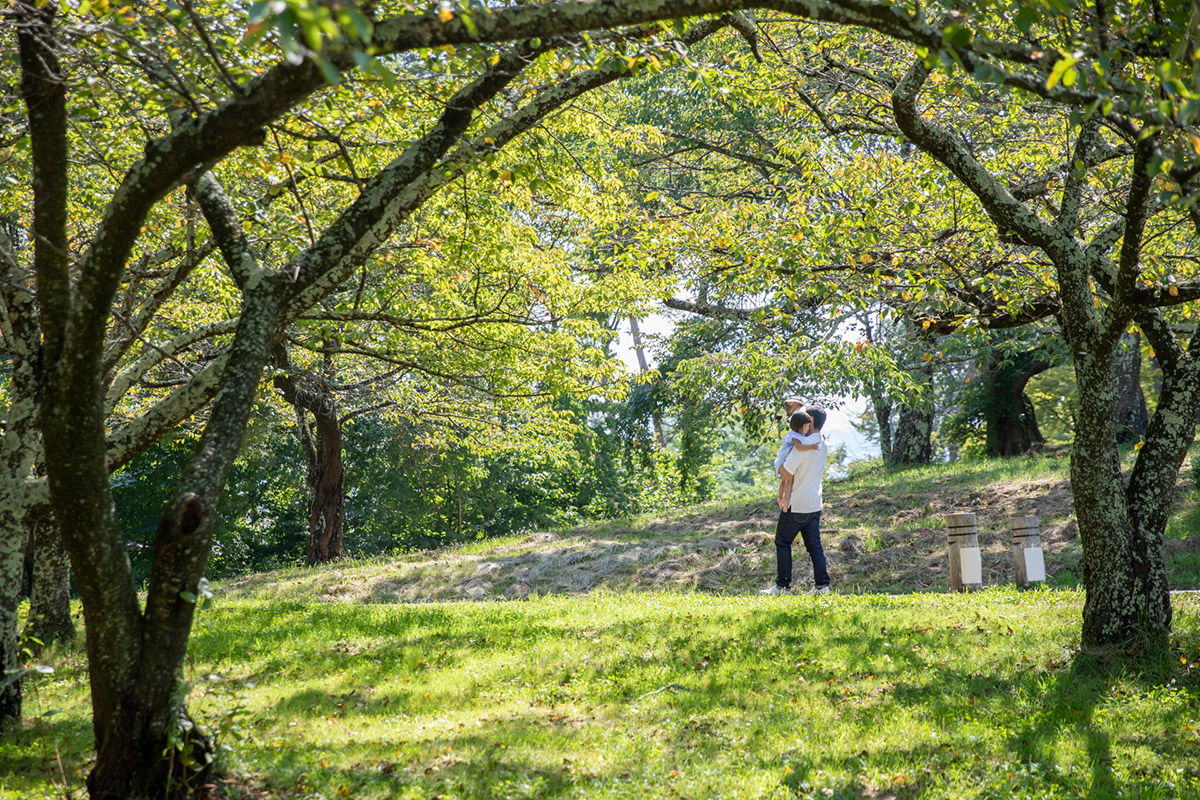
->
[789,410,811,433]
[805,405,827,431]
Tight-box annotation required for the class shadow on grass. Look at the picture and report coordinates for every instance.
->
[193,596,1200,799]
[0,712,93,796]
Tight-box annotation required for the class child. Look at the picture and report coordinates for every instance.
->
[773,407,821,477]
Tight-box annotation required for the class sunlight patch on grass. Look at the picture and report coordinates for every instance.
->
[6,590,1199,800]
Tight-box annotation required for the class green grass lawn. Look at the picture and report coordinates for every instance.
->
[5,589,1199,799]
[6,456,1200,799]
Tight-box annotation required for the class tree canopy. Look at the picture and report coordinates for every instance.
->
[6,0,1200,797]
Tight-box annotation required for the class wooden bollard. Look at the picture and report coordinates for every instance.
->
[945,512,982,592]
[1010,515,1046,587]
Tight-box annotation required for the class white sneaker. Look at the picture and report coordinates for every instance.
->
[760,585,791,595]
[807,585,831,595]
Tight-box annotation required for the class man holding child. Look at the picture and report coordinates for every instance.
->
[763,399,831,596]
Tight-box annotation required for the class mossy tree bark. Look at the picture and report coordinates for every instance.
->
[891,362,933,465]
[22,505,74,651]
[1113,331,1149,444]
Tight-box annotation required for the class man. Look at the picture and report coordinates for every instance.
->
[762,406,830,595]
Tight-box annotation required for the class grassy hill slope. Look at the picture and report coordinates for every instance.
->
[222,455,1200,604]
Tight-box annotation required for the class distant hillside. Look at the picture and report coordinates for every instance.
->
[220,455,1200,603]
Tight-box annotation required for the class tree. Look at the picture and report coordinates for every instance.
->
[21,506,74,650]
[1113,331,1149,444]
[4,1,759,794]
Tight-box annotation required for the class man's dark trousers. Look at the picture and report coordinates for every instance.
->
[774,509,829,589]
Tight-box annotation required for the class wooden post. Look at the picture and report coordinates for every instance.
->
[945,512,982,592]
[1010,515,1045,587]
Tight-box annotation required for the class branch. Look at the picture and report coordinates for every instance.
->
[891,58,1056,251]
[104,319,240,415]
[191,171,267,291]
[104,355,226,471]
[663,296,771,321]
[1055,114,1100,234]
[101,239,216,378]
[16,1,70,364]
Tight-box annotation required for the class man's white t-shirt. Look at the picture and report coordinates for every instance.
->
[782,434,827,514]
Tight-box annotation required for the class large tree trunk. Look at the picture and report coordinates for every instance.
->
[1070,342,1171,647]
[305,403,345,565]
[892,401,933,463]
[74,285,287,799]
[867,389,894,464]
[1053,148,1172,649]
[0,516,29,721]
[22,504,75,651]
[270,344,345,565]
[1114,331,1149,444]
[0,219,43,723]
[984,347,1049,458]
[891,365,933,465]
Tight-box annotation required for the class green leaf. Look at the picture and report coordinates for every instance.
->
[1014,6,1038,35]
[942,24,973,48]
[1047,54,1078,90]
[315,57,341,86]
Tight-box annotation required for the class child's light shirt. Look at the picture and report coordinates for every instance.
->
[773,431,822,476]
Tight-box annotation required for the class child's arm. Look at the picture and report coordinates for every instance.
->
[793,431,821,451]
[777,468,794,511]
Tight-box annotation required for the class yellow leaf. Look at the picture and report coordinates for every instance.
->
[1189,133,1200,156]
[861,253,873,264]
[500,169,512,181]
[901,291,911,301]
[891,255,901,266]
[437,6,453,23]
[1170,285,1179,296]
[483,137,495,145]
[1134,441,1144,450]
[922,320,931,329]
